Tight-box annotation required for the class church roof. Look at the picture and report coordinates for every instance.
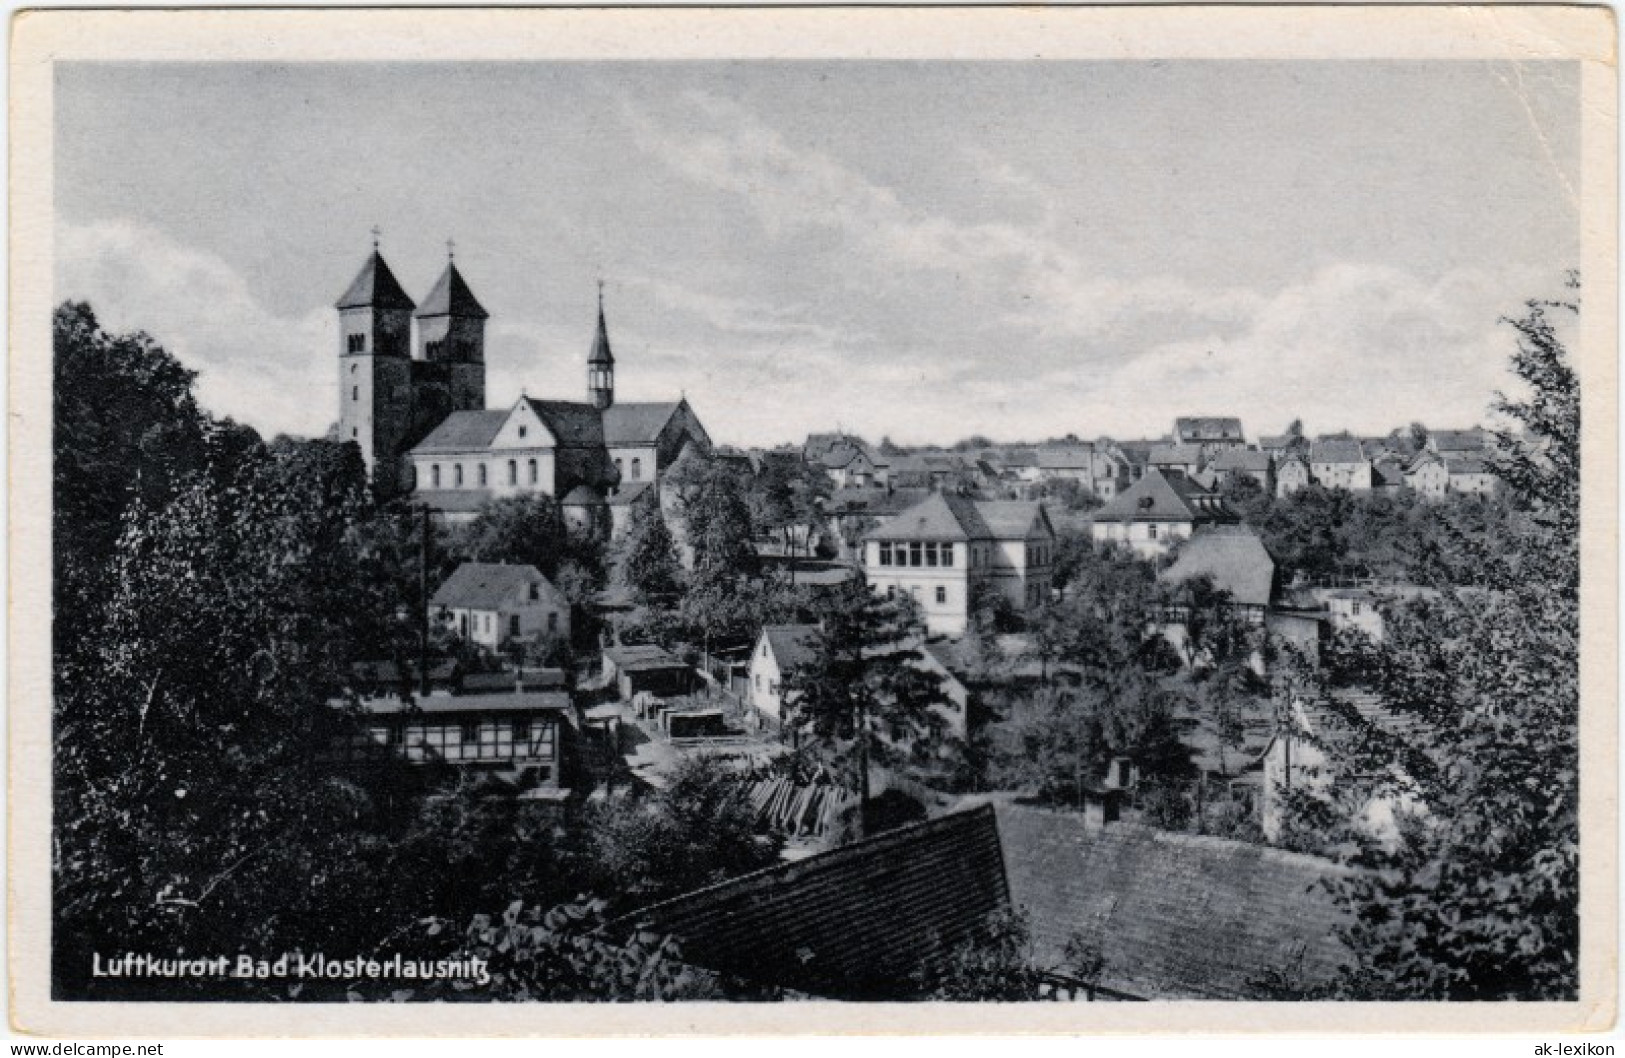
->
[603,402,683,446]
[525,399,606,448]
[415,261,488,320]
[410,411,508,453]
[335,252,416,312]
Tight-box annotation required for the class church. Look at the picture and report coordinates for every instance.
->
[335,245,711,530]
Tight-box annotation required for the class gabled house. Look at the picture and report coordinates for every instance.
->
[1175,416,1247,461]
[1148,443,1205,477]
[430,562,570,654]
[749,624,820,731]
[1275,452,1312,497]
[863,493,1055,637]
[1208,448,1274,492]
[806,434,888,488]
[1159,525,1277,625]
[1308,439,1372,492]
[1090,469,1234,559]
[1403,449,1449,499]
[1427,427,1490,457]
[1445,456,1499,497]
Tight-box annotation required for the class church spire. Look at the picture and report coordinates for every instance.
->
[589,281,615,410]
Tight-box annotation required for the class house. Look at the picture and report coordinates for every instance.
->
[1369,456,1408,495]
[994,802,1351,999]
[1159,525,1276,625]
[1308,439,1372,492]
[1445,456,1499,497]
[748,624,820,731]
[863,494,1055,638]
[616,806,1010,1000]
[1403,449,1450,499]
[1427,427,1490,457]
[1275,452,1312,497]
[1322,588,1384,642]
[1090,469,1234,559]
[601,643,696,700]
[1148,443,1204,477]
[430,562,570,654]
[1175,416,1247,458]
[805,434,888,488]
[328,689,572,793]
[1033,444,1094,484]
[1259,690,1427,850]
[1208,448,1274,492]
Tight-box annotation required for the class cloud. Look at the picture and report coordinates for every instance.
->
[56,219,336,438]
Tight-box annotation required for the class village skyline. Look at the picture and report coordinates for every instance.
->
[53,60,1579,448]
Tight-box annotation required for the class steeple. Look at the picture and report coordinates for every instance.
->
[588,281,615,410]
[415,260,489,322]
[335,250,416,313]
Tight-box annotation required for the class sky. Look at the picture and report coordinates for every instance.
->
[54,60,1581,448]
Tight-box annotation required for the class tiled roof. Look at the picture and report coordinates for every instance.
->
[1149,444,1204,466]
[1036,446,1094,470]
[526,399,606,448]
[1257,434,1295,450]
[1210,449,1272,473]
[826,486,931,517]
[1309,439,1367,464]
[1175,417,1245,442]
[1092,469,1228,524]
[602,402,683,446]
[865,494,1047,543]
[415,262,488,320]
[994,804,1352,1000]
[761,624,820,672]
[618,805,1010,999]
[975,500,1052,540]
[1429,428,1488,452]
[1161,525,1277,608]
[431,562,561,610]
[1445,456,1494,476]
[410,410,509,453]
[604,643,688,672]
[335,251,416,312]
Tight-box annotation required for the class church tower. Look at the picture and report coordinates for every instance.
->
[336,241,416,492]
[588,284,615,411]
[415,247,488,414]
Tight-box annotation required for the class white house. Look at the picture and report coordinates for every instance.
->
[1308,439,1372,492]
[863,493,1055,638]
[430,562,570,653]
[1403,449,1450,499]
[1445,457,1499,497]
[749,624,821,730]
[1090,469,1234,560]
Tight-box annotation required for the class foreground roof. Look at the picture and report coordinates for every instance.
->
[760,624,821,672]
[865,493,1049,543]
[994,803,1351,999]
[1310,439,1367,464]
[1161,525,1277,608]
[431,562,560,610]
[618,805,1009,999]
[1211,448,1272,473]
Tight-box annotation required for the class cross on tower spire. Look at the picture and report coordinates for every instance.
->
[446,238,456,261]
[371,225,382,251]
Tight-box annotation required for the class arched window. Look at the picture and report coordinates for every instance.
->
[507,460,517,485]
[528,459,538,484]
[478,464,488,487]
[631,458,642,481]
[352,386,359,401]
[454,464,464,487]
[431,464,441,488]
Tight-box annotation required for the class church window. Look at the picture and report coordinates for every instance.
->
[631,458,642,481]
[351,427,357,439]
[528,459,538,484]
[347,333,365,354]
[426,340,443,358]
[478,464,488,487]
[432,464,441,488]
[352,386,359,402]
[455,465,464,487]
[507,460,517,485]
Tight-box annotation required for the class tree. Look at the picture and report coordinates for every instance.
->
[780,581,946,831]
[1322,283,1580,1000]
[620,499,683,601]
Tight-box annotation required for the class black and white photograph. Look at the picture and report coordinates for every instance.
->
[9,5,1617,1037]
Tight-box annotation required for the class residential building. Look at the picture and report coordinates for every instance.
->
[1369,456,1408,495]
[749,624,820,731]
[1446,456,1499,497]
[1148,443,1204,477]
[863,493,1055,638]
[1427,427,1490,457]
[1090,469,1234,559]
[328,689,572,793]
[1322,588,1384,642]
[1308,439,1372,492]
[805,433,889,488]
[1403,449,1449,499]
[1275,452,1312,497]
[1208,448,1274,492]
[430,562,570,654]
[1159,525,1276,625]
[601,643,696,700]
[1174,416,1247,459]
